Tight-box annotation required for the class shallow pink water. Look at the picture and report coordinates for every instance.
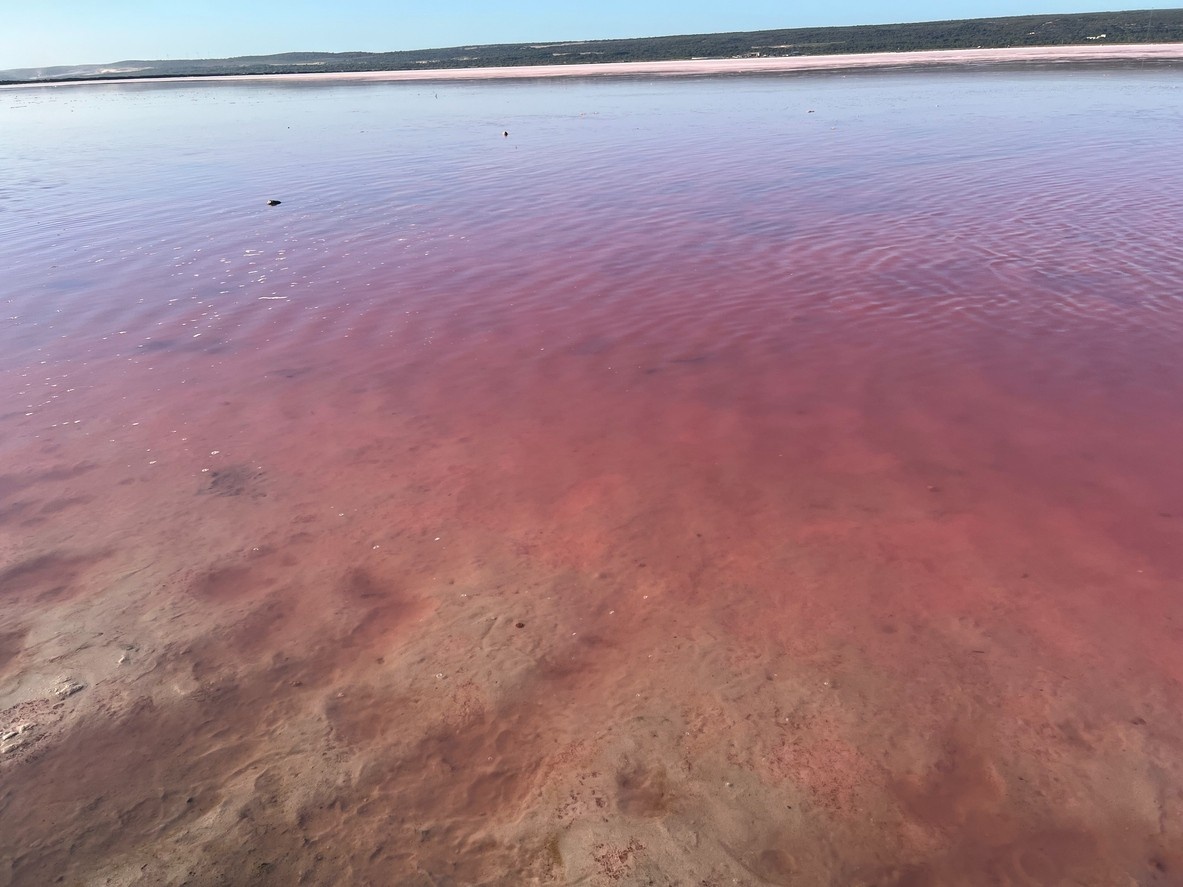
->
[1,69,1182,885]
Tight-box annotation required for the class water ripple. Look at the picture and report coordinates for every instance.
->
[1,73,1181,408]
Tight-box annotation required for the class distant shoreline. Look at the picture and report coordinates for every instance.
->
[5,43,1183,88]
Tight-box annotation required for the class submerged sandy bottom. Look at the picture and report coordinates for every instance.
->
[4,370,1183,886]
[2,70,1183,885]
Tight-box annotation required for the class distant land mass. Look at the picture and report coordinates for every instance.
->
[3,8,1181,84]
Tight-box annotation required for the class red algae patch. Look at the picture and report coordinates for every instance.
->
[2,69,1183,884]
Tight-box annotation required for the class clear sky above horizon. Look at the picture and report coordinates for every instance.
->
[1,1,1176,69]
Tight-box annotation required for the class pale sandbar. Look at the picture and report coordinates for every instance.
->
[7,43,1183,89]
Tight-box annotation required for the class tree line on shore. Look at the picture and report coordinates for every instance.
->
[4,8,1181,83]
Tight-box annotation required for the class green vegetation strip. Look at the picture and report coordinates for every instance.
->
[4,8,1182,83]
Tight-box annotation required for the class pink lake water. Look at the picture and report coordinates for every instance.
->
[1,68,1183,885]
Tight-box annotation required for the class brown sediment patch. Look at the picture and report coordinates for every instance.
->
[181,561,433,694]
[0,476,25,504]
[323,681,412,748]
[183,591,304,685]
[188,562,270,602]
[533,632,622,694]
[0,627,28,677]
[1143,847,1183,885]
[0,683,277,885]
[184,545,295,604]
[0,499,34,526]
[198,463,266,498]
[615,759,673,818]
[750,847,800,886]
[0,550,112,604]
[846,862,940,887]
[338,567,429,654]
[999,829,1108,883]
[873,722,1133,885]
[932,826,1108,886]
[37,495,95,516]
[0,464,100,525]
[0,463,98,498]
[893,729,1007,828]
[134,338,177,353]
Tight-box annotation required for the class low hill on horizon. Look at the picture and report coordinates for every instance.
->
[4,8,1181,83]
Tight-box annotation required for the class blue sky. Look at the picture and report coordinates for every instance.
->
[2,1,1176,69]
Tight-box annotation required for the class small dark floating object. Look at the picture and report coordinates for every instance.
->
[503,131,509,137]
[266,199,282,206]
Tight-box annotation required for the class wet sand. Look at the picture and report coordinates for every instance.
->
[2,68,1183,885]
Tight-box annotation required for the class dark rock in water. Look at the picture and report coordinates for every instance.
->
[267,199,282,206]
[199,463,266,498]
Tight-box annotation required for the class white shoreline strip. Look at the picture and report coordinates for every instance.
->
[5,43,1183,89]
